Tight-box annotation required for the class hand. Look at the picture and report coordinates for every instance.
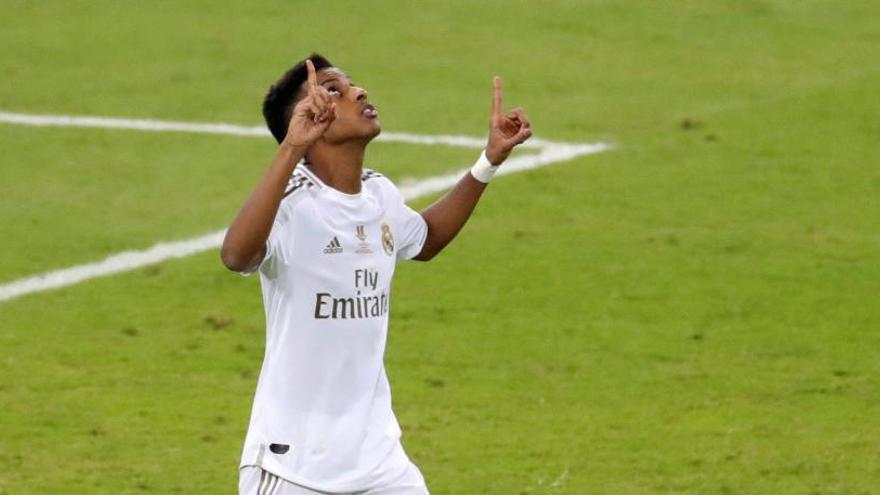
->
[485,76,532,165]
[283,59,336,148]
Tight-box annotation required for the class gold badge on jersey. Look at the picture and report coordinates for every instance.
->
[381,223,394,256]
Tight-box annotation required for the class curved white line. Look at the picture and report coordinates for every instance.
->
[0,110,612,302]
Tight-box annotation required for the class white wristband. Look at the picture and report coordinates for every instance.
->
[470,150,499,183]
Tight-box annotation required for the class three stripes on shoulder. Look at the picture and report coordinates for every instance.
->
[283,166,384,199]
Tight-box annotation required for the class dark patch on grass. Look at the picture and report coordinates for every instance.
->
[722,242,747,253]
[432,307,450,322]
[425,378,445,388]
[680,117,703,130]
[142,266,161,276]
[395,309,414,321]
[796,385,848,395]
[647,352,684,364]
[204,315,234,330]
[121,327,138,337]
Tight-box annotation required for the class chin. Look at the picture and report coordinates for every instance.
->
[322,119,381,144]
[354,121,381,143]
[366,121,381,140]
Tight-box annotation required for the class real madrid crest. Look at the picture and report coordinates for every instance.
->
[381,223,394,256]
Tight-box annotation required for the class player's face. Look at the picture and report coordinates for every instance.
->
[300,67,380,143]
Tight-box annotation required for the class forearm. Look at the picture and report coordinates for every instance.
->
[413,172,488,261]
[411,76,531,261]
[220,142,308,271]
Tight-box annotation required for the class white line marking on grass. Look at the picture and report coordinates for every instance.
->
[0,110,566,150]
[0,232,226,303]
[0,110,612,302]
[396,142,610,199]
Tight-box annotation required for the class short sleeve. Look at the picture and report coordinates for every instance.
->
[239,200,292,278]
[384,181,427,261]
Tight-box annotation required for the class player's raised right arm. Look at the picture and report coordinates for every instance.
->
[221,60,335,272]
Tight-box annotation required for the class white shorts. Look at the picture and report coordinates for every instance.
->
[238,463,430,495]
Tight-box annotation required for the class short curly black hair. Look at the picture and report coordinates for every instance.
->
[262,53,333,144]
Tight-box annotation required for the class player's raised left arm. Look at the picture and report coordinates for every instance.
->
[413,77,531,261]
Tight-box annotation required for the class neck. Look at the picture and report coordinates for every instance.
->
[306,140,367,195]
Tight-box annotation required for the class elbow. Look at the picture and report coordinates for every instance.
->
[412,233,449,261]
[220,245,248,272]
[413,245,440,262]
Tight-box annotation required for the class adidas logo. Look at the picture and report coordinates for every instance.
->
[323,237,343,254]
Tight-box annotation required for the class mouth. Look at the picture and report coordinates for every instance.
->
[361,103,379,119]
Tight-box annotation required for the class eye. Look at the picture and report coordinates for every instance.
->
[326,86,341,97]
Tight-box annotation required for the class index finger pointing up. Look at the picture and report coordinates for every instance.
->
[492,76,503,117]
[306,59,318,94]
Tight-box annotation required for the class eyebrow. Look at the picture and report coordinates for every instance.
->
[319,75,352,86]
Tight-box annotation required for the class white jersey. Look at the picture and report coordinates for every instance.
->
[239,164,428,492]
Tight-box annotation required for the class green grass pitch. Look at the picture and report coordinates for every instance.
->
[1,1,879,493]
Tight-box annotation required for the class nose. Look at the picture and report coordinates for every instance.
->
[354,86,368,101]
